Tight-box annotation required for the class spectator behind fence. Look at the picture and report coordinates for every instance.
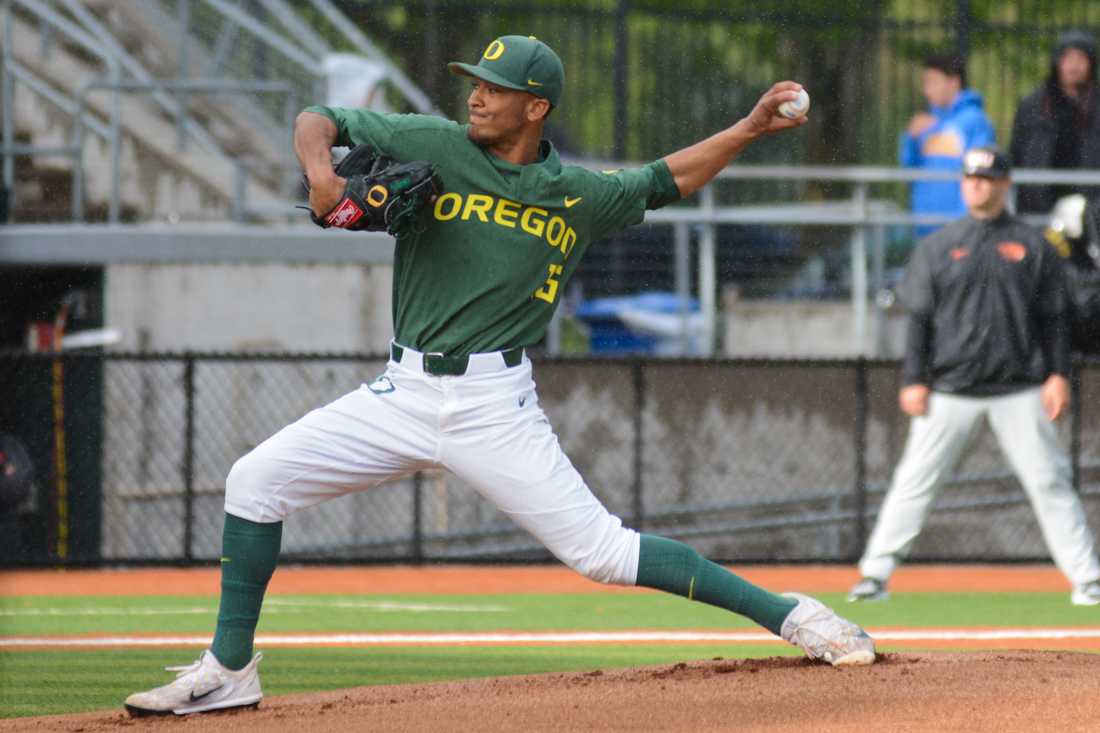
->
[848,147,1100,608]
[1011,30,1100,214]
[900,54,996,237]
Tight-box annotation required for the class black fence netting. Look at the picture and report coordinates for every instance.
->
[325,0,1100,168]
[3,352,1100,566]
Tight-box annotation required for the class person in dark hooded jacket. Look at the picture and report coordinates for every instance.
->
[1011,30,1100,214]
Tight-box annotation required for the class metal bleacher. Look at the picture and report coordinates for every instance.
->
[0,0,436,228]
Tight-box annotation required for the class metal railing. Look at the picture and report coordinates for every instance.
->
[2,0,238,222]
[70,77,299,222]
[0,0,439,223]
[1,0,122,219]
[6,161,1100,363]
[92,162,1091,358]
[565,164,1100,359]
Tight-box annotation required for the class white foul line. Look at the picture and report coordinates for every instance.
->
[4,628,1100,648]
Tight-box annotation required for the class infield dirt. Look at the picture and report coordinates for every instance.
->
[4,652,1100,732]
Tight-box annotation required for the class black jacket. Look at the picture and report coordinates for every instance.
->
[1010,31,1100,213]
[899,212,1069,395]
[1010,83,1100,213]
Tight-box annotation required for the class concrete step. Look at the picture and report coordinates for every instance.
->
[88,0,299,191]
[9,8,287,222]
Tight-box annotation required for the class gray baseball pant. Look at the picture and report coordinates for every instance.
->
[859,387,1100,586]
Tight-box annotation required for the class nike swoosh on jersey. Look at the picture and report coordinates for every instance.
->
[528,79,544,87]
[564,196,583,208]
[189,685,223,702]
[519,396,527,407]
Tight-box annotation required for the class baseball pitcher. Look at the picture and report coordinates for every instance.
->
[125,35,875,716]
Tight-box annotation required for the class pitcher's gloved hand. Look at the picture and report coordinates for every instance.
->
[303,144,442,236]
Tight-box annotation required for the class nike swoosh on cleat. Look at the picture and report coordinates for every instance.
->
[189,685,223,702]
[564,196,582,208]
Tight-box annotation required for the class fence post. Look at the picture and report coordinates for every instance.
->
[2,1,14,217]
[632,360,645,530]
[674,222,691,354]
[955,0,971,60]
[232,158,248,223]
[852,358,868,560]
[698,186,717,356]
[50,351,70,562]
[1072,365,1082,494]
[412,471,424,563]
[872,222,887,356]
[851,183,869,355]
[176,0,190,153]
[612,0,629,160]
[183,353,196,562]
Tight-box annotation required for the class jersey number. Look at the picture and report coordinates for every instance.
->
[534,264,563,304]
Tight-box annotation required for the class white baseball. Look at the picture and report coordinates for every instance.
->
[778,89,810,119]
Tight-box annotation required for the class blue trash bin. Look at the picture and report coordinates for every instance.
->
[575,292,700,355]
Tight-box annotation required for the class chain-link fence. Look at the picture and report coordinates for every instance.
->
[4,351,1100,566]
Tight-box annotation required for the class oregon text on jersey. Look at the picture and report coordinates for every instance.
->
[432,192,578,258]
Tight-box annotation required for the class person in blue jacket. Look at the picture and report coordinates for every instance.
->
[900,54,996,236]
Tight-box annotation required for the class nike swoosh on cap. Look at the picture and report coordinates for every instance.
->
[564,196,583,208]
[528,79,544,86]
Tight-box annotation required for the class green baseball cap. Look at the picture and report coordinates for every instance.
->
[448,35,564,107]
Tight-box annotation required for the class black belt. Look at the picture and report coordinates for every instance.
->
[390,343,524,376]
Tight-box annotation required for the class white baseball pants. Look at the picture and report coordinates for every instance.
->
[223,345,640,585]
[859,387,1100,586]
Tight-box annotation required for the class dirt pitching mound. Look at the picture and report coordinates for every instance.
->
[6,652,1100,732]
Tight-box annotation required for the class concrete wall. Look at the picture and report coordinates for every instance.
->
[723,294,908,359]
[100,262,398,558]
[105,263,394,353]
[104,267,912,359]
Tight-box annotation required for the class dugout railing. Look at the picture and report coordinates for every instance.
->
[4,350,1100,568]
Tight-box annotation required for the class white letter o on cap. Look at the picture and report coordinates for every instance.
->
[484,40,505,60]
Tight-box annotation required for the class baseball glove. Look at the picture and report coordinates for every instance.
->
[304,144,442,236]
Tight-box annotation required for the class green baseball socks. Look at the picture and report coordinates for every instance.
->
[208,520,797,670]
[635,534,797,635]
[211,513,282,670]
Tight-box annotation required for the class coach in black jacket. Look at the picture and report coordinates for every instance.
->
[849,147,1100,606]
[1011,30,1100,214]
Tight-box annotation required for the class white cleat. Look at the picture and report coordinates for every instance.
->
[124,650,263,716]
[1071,581,1100,606]
[780,592,876,666]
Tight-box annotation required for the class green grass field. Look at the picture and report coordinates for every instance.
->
[2,590,1099,718]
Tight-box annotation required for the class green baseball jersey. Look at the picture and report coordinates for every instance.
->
[307,106,682,355]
